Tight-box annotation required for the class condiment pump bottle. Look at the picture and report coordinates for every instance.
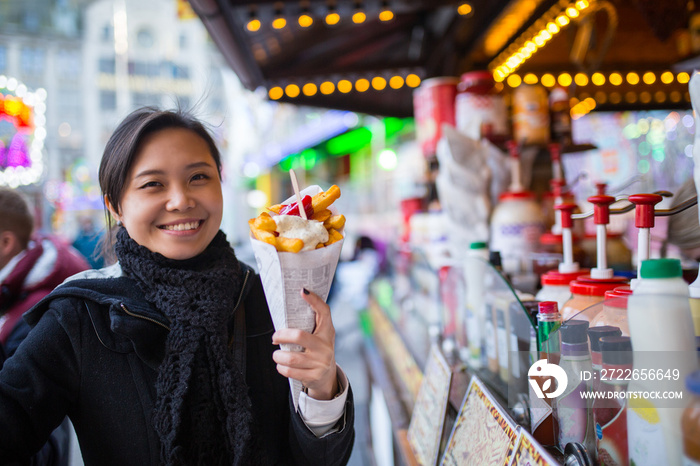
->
[587,192,615,279]
[627,193,663,285]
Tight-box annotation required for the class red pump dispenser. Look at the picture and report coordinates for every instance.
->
[587,192,616,279]
[628,193,663,280]
[554,202,580,274]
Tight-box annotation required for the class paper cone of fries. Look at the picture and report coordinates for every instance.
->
[249,185,344,410]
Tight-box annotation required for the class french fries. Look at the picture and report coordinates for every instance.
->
[275,237,304,253]
[324,214,345,231]
[324,228,343,246]
[311,184,341,212]
[249,185,345,253]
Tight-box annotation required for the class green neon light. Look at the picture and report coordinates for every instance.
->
[278,117,410,165]
[326,127,372,155]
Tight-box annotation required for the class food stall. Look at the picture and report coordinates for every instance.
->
[188,0,700,464]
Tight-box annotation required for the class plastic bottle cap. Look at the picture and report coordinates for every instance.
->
[686,370,700,395]
[612,285,632,294]
[499,191,535,201]
[604,285,633,308]
[469,241,487,249]
[600,336,633,365]
[570,279,623,297]
[587,326,623,352]
[540,232,563,245]
[541,270,587,286]
[511,300,541,322]
[639,258,682,279]
[560,319,589,344]
[538,301,559,314]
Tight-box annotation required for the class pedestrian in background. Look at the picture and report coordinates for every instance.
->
[0,187,89,465]
[72,215,105,269]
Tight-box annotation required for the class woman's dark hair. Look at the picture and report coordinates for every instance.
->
[98,107,222,261]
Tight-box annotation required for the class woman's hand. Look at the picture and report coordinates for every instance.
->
[272,288,339,400]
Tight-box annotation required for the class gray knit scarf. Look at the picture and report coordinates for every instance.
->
[115,228,255,465]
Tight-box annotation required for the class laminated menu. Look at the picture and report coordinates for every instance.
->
[407,344,453,466]
[507,429,560,466]
[440,377,518,466]
[249,184,345,410]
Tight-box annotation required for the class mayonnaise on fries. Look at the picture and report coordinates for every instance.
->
[249,185,345,253]
[273,215,328,251]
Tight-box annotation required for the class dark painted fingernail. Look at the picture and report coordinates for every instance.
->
[303,288,310,295]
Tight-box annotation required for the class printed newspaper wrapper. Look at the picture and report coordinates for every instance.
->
[249,185,344,410]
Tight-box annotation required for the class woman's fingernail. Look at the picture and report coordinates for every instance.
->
[302,288,310,295]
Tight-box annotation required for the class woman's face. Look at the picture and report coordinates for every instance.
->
[107,127,223,260]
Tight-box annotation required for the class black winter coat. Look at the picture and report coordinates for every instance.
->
[0,263,354,465]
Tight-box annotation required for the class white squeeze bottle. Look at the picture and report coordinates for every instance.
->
[627,258,699,466]
[463,241,489,368]
[489,141,544,277]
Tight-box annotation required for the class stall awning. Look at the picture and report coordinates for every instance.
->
[188,0,695,117]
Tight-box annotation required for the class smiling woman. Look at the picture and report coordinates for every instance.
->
[0,107,355,466]
[98,107,225,261]
[105,127,223,260]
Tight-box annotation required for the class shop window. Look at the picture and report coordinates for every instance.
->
[127,60,161,77]
[133,92,161,107]
[98,57,116,74]
[23,11,39,32]
[0,46,6,73]
[101,25,112,43]
[137,28,155,48]
[20,47,45,76]
[57,49,81,80]
[171,64,189,79]
[100,90,116,111]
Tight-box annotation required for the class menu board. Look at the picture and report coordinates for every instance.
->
[440,377,518,466]
[407,345,453,465]
[508,429,559,466]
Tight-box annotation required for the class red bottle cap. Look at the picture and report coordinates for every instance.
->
[538,301,559,314]
[554,202,577,229]
[628,193,663,229]
[570,279,624,297]
[587,194,615,225]
[505,140,519,159]
[604,285,633,308]
[499,191,535,201]
[549,142,562,162]
[541,269,588,286]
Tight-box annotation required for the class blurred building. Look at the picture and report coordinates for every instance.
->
[0,0,236,238]
[0,0,87,229]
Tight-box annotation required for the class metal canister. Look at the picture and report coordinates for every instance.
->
[512,84,550,145]
[412,77,458,157]
[455,71,508,140]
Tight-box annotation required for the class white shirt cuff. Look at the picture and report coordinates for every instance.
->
[298,365,349,437]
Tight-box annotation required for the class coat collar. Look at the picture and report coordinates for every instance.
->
[25,262,257,370]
